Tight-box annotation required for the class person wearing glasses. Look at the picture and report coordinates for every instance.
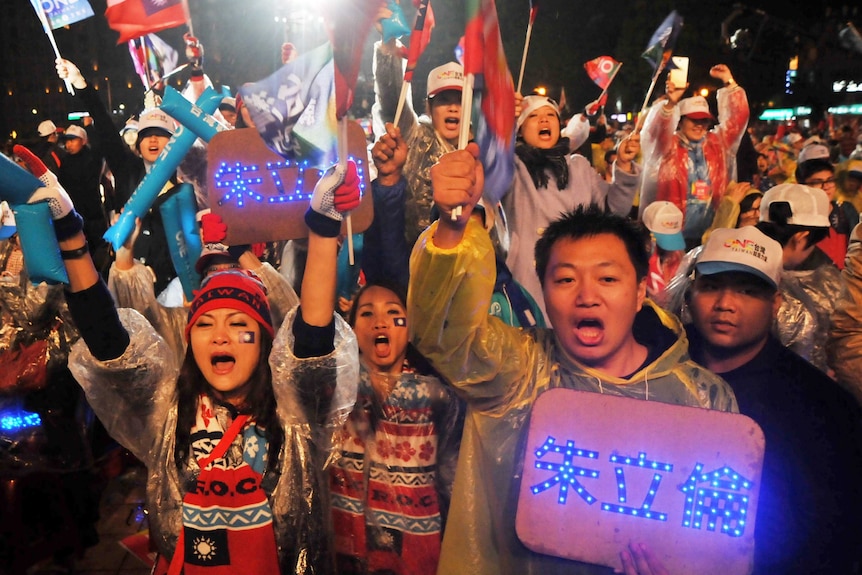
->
[795,142,858,270]
[639,64,749,250]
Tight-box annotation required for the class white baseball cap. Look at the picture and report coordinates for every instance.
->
[137,108,176,140]
[797,143,830,164]
[760,183,830,228]
[427,62,464,98]
[696,226,783,289]
[38,120,58,137]
[678,96,713,120]
[64,125,88,143]
[642,201,685,251]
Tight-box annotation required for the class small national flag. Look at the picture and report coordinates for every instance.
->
[528,0,539,26]
[128,33,178,89]
[320,0,387,119]
[238,42,338,168]
[642,10,684,70]
[105,0,187,44]
[584,56,621,90]
[38,0,95,29]
[463,0,516,203]
[403,0,435,83]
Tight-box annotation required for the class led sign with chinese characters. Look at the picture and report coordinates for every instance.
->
[515,389,764,575]
[207,125,373,245]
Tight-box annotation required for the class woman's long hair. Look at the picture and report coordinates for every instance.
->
[174,327,284,472]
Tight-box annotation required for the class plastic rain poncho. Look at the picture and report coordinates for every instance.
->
[68,306,358,574]
[107,259,299,367]
[829,226,862,403]
[407,219,737,575]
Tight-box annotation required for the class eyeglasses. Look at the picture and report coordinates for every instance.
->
[805,177,837,189]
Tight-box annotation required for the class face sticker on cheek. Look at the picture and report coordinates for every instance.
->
[393,317,407,327]
[239,331,256,344]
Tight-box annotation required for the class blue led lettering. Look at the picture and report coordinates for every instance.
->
[679,463,752,537]
[529,436,600,505]
[0,409,42,432]
[601,452,672,521]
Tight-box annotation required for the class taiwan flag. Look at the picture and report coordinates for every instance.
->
[463,0,515,204]
[105,0,187,44]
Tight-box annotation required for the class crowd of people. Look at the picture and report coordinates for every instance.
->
[3,11,862,575]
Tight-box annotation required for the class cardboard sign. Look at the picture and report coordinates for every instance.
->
[516,389,764,575]
[208,125,373,245]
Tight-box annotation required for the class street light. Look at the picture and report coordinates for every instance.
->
[535,86,547,96]
[699,88,709,98]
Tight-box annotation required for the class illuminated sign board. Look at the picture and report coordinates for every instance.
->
[207,125,373,245]
[516,389,764,575]
[827,104,862,115]
[758,107,812,121]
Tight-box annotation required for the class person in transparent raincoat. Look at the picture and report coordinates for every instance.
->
[42,157,362,573]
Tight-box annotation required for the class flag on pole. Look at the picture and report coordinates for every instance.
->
[641,11,684,70]
[463,0,516,202]
[238,43,338,168]
[37,0,95,29]
[105,0,187,44]
[528,0,539,25]
[128,33,178,89]
[320,0,387,119]
[584,56,621,90]
[403,0,435,83]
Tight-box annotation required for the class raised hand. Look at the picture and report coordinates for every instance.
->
[13,145,74,221]
[55,58,87,90]
[305,161,361,237]
[371,122,407,185]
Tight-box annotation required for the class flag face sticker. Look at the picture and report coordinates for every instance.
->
[239,331,256,344]
[393,317,407,327]
[142,0,180,16]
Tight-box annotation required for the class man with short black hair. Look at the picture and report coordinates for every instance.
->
[408,145,736,575]
[687,225,862,574]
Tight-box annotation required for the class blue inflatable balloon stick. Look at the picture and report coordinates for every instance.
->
[104,86,227,252]
[381,0,411,43]
[159,183,203,301]
[13,203,68,285]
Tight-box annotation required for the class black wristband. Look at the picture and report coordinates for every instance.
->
[60,242,89,260]
[304,208,341,238]
[54,210,84,241]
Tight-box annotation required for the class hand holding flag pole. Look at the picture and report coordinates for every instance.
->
[635,10,683,132]
[516,0,539,94]
[29,0,74,95]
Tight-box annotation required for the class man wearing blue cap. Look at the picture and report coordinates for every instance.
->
[686,225,862,574]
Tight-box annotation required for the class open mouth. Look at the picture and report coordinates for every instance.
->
[444,117,459,128]
[575,318,604,345]
[211,353,235,374]
[539,127,552,137]
[373,334,391,357]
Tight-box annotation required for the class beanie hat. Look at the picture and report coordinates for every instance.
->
[186,270,273,340]
[517,95,560,130]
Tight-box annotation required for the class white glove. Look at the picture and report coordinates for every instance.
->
[13,145,74,220]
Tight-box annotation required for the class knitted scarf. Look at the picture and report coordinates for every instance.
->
[515,137,571,190]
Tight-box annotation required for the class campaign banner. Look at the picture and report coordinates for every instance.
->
[39,0,95,29]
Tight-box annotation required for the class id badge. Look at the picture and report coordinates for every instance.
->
[691,180,711,200]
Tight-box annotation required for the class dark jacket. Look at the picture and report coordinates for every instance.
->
[688,331,862,574]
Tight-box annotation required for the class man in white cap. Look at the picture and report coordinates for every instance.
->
[795,141,857,269]
[642,200,686,306]
[36,119,64,172]
[639,63,749,250]
[686,225,862,574]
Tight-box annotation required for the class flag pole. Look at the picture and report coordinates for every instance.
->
[635,58,668,132]
[516,19,534,94]
[181,0,195,37]
[393,81,410,128]
[337,117,355,265]
[451,73,475,220]
[29,0,74,95]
